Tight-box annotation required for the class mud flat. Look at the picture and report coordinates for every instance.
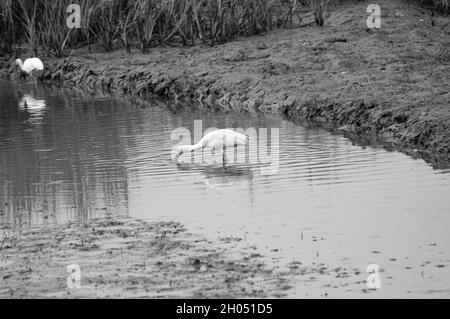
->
[0,217,299,298]
[0,216,393,298]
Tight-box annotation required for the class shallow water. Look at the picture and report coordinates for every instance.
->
[1,80,450,297]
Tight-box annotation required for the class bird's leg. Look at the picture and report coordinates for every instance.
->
[222,147,229,166]
[27,72,34,86]
[221,136,228,166]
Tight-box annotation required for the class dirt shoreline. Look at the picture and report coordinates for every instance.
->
[2,0,448,166]
[0,217,296,298]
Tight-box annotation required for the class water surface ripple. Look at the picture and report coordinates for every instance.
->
[1,81,449,297]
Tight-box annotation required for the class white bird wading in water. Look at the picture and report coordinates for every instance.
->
[173,129,249,165]
[15,57,44,84]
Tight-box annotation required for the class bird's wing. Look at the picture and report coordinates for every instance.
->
[26,58,44,71]
[222,130,249,146]
[202,129,249,148]
[33,58,44,70]
[231,131,249,145]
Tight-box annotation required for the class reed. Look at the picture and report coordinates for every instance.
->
[0,0,291,54]
[16,0,39,56]
[38,0,74,57]
[133,0,167,51]
[74,0,99,53]
[418,0,449,12]
[1,0,447,56]
[433,0,449,11]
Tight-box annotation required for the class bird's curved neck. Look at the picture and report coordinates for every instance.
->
[16,60,24,71]
[184,142,202,152]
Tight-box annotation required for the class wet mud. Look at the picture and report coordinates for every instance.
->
[0,217,296,298]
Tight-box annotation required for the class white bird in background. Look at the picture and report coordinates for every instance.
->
[173,129,249,164]
[15,57,44,83]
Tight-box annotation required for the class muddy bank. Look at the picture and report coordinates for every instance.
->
[0,216,382,298]
[0,217,296,298]
[1,0,449,165]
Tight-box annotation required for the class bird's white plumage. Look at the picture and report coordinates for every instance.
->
[15,57,44,74]
[173,129,249,163]
[199,129,249,149]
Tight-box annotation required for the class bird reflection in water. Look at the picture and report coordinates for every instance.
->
[17,92,47,124]
[176,163,254,188]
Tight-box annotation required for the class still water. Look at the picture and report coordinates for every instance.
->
[1,80,449,297]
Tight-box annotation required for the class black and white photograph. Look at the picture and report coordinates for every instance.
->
[0,0,449,302]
